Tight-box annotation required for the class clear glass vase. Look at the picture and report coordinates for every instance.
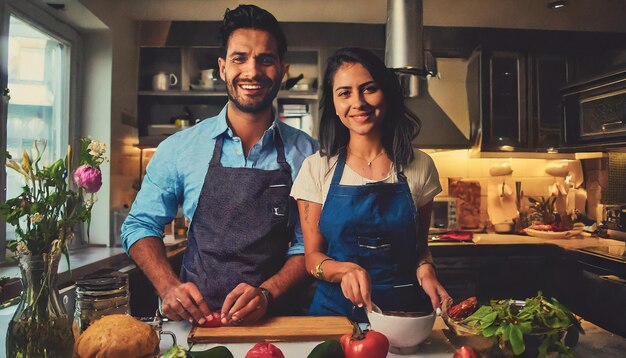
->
[6,253,74,357]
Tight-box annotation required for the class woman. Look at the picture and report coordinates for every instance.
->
[290,48,450,322]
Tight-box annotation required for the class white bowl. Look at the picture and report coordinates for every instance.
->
[493,222,514,233]
[367,304,436,355]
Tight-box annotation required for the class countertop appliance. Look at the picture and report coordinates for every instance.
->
[429,198,457,234]
[605,204,626,233]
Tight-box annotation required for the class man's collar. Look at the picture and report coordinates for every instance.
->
[211,104,281,139]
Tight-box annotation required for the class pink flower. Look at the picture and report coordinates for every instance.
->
[73,165,102,193]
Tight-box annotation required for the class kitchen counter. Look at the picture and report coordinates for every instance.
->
[431,232,625,250]
[159,316,626,357]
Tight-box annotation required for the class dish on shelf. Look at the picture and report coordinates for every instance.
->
[524,227,583,239]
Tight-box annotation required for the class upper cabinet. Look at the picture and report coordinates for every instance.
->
[561,67,626,151]
[467,48,570,153]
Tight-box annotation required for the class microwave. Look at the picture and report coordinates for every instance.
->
[562,67,626,148]
[430,198,457,232]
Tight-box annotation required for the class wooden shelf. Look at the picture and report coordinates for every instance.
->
[138,90,227,97]
[277,90,318,100]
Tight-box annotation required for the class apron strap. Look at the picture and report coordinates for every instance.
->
[209,134,225,168]
[330,148,347,186]
[273,127,292,175]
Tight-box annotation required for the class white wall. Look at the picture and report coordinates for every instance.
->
[81,30,112,245]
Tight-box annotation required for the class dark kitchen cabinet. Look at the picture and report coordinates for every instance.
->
[561,66,626,151]
[433,248,553,302]
[530,54,571,151]
[559,251,626,337]
[434,256,478,300]
[467,49,571,152]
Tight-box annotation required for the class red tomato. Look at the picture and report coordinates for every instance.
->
[244,342,285,358]
[340,329,389,358]
[197,312,222,327]
[453,345,478,358]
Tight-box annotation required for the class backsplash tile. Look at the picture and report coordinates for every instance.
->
[428,150,587,225]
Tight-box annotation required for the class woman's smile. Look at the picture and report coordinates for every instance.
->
[332,62,386,136]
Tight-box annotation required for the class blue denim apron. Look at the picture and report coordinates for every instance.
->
[309,149,430,322]
[180,130,293,310]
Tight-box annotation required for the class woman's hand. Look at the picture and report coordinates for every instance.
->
[417,263,452,313]
[338,262,373,312]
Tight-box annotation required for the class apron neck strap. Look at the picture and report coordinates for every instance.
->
[209,127,291,174]
[331,148,348,185]
[209,134,226,167]
[273,127,291,173]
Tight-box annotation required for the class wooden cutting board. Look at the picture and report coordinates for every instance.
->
[188,316,353,343]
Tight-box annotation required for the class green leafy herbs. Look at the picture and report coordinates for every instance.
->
[463,292,584,357]
[528,196,556,224]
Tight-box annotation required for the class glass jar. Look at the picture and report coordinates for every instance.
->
[73,272,130,335]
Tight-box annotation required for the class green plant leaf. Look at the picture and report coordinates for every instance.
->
[509,325,525,355]
[481,311,498,326]
[482,324,499,337]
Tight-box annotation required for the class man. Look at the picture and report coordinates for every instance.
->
[122,4,317,326]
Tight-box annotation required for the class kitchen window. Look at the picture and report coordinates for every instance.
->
[1,0,80,260]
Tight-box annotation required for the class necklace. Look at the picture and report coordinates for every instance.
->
[347,147,385,167]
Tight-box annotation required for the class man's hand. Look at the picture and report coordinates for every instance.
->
[220,283,268,325]
[160,281,213,326]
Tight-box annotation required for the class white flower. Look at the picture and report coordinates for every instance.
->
[16,241,29,254]
[29,212,43,223]
[85,193,98,209]
[87,140,107,161]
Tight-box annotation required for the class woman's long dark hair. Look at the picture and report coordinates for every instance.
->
[318,47,421,169]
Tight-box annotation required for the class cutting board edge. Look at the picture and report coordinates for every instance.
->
[188,333,347,344]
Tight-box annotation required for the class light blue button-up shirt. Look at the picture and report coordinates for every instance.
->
[122,105,318,255]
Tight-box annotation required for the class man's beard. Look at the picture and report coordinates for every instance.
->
[225,76,281,113]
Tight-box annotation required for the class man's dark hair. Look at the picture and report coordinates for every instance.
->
[219,4,287,60]
[318,47,422,169]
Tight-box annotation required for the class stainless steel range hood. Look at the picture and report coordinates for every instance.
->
[385,0,469,148]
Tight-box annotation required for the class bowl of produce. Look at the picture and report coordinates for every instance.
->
[458,292,583,358]
[367,303,435,354]
[442,297,482,336]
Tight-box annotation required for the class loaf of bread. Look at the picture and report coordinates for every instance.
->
[74,314,159,358]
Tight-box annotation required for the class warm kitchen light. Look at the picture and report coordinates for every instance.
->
[547,0,567,9]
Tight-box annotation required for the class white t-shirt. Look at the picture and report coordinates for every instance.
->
[290,149,442,209]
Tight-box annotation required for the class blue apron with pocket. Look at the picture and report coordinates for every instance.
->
[308,149,431,322]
